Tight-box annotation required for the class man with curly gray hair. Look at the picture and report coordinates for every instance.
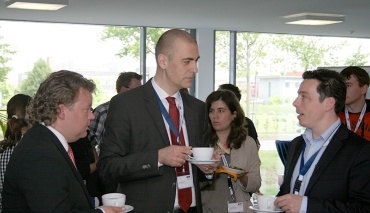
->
[2,70,124,213]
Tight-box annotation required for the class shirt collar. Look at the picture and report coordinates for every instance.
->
[151,78,181,101]
[46,125,69,152]
[303,118,341,144]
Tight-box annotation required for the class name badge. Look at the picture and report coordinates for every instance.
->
[228,202,244,212]
[177,175,193,189]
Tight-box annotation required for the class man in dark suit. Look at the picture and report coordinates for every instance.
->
[275,69,370,212]
[98,29,220,213]
[2,70,123,213]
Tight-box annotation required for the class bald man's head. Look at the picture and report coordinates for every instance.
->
[155,29,197,62]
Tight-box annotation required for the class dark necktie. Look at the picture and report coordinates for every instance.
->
[166,97,192,212]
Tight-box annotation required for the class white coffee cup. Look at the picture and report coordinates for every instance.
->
[257,195,277,211]
[192,147,213,160]
[102,193,126,207]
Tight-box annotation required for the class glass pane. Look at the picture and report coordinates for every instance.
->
[0,21,142,108]
[215,31,230,91]
[215,30,370,196]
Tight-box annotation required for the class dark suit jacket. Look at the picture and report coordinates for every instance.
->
[277,124,370,212]
[70,135,103,204]
[98,80,209,213]
[2,124,102,213]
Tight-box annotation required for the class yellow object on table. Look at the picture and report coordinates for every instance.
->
[216,167,238,181]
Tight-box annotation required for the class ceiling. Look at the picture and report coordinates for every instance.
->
[0,0,370,38]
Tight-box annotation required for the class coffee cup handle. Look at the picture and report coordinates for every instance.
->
[267,200,271,208]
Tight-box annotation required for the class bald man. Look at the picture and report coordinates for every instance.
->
[98,29,220,213]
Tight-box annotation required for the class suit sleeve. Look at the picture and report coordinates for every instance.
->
[97,93,163,185]
[307,142,370,212]
[3,143,91,212]
[236,137,261,193]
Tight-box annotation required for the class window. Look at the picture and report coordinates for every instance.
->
[215,30,370,195]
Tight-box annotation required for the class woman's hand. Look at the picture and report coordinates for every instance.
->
[238,172,249,186]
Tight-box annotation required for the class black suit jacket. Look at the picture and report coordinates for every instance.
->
[2,124,102,213]
[70,135,103,202]
[277,124,370,212]
[98,80,209,213]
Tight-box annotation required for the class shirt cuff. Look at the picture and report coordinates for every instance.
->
[95,207,105,213]
[299,196,307,213]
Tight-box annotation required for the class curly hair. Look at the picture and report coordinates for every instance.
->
[0,94,32,152]
[26,70,95,126]
[205,90,247,149]
[303,69,346,114]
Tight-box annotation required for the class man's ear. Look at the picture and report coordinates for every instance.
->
[157,53,168,70]
[57,104,66,120]
[361,84,369,95]
[324,97,336,112]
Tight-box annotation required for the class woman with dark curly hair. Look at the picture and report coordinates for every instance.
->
[202,90,261,213]
[0,94,32,211]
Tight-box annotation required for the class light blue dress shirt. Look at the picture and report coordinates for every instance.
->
[289,119,341,213]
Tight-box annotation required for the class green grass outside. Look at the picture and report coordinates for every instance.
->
[246,103,304,136]
[258,150,284,195]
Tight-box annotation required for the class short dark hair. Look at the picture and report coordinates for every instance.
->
[26,70,96,126]
[116,72,142,93]
[302,69,346,114]
[340,66,370,87]
[218,84,241,101]
[155,29,197,62]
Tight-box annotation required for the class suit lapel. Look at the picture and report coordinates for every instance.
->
[181,93,196,147]
[284,137,304,193]
[40,125,92,206]
[143,81,171,147]
[305,124,348,194]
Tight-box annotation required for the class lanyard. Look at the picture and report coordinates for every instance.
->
[293,143,321,195]
[293,124,339,195]
[345,103,366,133]
[220,152,236,202]
[155,92,184,145]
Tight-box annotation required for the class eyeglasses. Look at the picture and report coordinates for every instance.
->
[124,85,132,90]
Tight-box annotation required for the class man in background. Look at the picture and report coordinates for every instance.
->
[2,70,123,213]
[338,66,370,140]
[275,69,370,212]
[89,72,142,194]
[89,71,142,147]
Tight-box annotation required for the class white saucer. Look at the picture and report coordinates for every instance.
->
[187,158,220,164]
[249,205,282,212]
[222,166,245,174]
[124,205,134,212]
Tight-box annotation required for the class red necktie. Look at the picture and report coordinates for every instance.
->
[166,97,192,212]
[68,145,77,169]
